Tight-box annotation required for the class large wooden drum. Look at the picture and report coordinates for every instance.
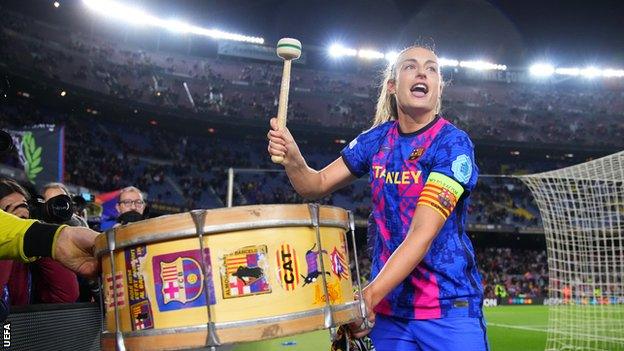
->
[95,204,362,350]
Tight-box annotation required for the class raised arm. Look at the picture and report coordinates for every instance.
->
[267,117,357,199]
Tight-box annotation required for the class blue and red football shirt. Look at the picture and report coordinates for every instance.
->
[341,115,483,320]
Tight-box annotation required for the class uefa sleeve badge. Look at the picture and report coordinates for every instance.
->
[451,154,472,184]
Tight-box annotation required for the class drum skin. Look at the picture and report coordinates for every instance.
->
[96,204,361,350]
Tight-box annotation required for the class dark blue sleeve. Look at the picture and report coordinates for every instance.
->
[431,129,479,193]
[340,126,382,178]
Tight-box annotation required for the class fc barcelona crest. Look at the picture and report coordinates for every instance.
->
[409,147,425,161]
[437,188,457,211]
[152,249,215,312]
[160,257,203,304]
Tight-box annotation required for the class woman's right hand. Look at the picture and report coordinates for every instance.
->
[267,117,303,167]
[347,286,376,338]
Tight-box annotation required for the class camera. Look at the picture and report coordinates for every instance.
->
[28,194,74,224]
[71,193,91,214]
[0,130,13,155]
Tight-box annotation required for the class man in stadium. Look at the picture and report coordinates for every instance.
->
[0,184,99,321]
[42,182,89,227]
[0,178,79,306]
[42,182,102,302]
[115,186,147,226]
[268,46,487,350]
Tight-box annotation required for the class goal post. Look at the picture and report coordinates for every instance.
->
[518,150,624,351]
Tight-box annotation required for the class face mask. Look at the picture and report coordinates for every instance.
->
[117,210,144,225]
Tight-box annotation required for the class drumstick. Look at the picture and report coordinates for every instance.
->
[272,38,302,164]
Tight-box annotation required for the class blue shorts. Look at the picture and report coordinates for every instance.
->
[369,314,489,351]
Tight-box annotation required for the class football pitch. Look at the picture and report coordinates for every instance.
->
[232,305,548,351]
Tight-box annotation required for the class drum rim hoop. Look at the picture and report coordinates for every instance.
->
[100,300,359,338]
[95,218,349,257]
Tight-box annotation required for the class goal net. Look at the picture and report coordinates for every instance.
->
[519,151,624,351]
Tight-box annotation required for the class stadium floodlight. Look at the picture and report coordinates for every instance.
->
[459,60,506,71]
[82,0,264,44]
[162,20,193,34]
[83,0,158,26]
[385,51,399,63]
[602,68,624,78]
[529,63,555,77]
[328,44,357,58]
[555,67,580,76]
[358,49,384,60]
[439,58,459,67]
[580,66,601,78]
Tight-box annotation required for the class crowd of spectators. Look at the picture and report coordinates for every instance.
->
[0,11,622,148]
[478,247,549,299]
[0,97,553,230]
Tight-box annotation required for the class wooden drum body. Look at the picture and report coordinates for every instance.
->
[95,204,362,351]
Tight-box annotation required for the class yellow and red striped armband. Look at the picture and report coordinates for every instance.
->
[417,172,465,220]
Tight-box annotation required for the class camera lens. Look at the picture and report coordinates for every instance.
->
[0,130,13,154]
[46,194,74,223]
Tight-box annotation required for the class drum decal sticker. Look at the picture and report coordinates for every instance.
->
[104,271,125,312]
[313,280,342,305]
[276,244,300,291]
[330,246,350,280]
[131,301,153,330]
[152,249,216,312]
[221,245,271,299]
[301,244,330,287]
[125,245,154,330]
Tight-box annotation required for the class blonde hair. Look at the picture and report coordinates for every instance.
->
[373,45,444,127]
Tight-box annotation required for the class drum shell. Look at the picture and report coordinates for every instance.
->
[97,205,360,350]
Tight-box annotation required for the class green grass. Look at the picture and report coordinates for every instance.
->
[233,305,549,351]
[486,305,548,351]
[232,329,331,351]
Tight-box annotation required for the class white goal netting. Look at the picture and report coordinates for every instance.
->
[519,151,624,351]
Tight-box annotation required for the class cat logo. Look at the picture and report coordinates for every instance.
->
[409,147,425,161]
[276,244,300,291]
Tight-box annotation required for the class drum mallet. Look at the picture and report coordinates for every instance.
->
[271,37,302,164]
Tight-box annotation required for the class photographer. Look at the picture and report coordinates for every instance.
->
[0,178,79,306]
[42,182,100,302]
[41,182,89,227]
